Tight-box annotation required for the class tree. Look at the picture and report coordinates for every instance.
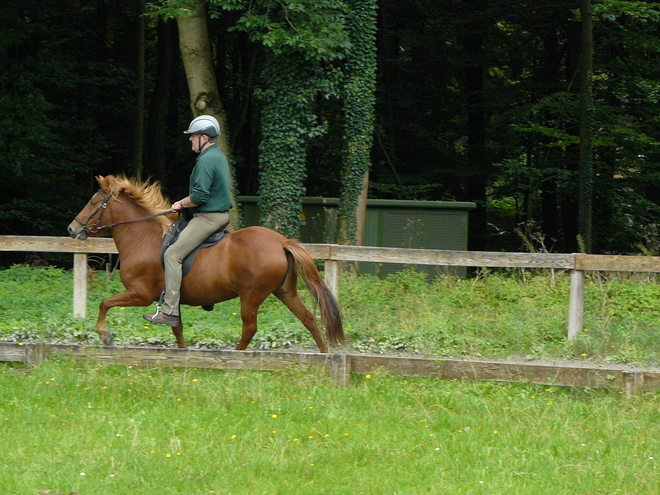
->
[145,18,178,183]
[129,0,146,180]
[255,56,335,237]
[335,0,378,245]
[175,1,231,158]
[6,0,660,259]
[227,0,349,237]
[578,0,594,253]
[170,0,239,227]
[462,0,489,251]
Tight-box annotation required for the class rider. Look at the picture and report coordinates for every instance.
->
[143,115,233,327]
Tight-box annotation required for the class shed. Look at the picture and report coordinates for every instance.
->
[238,196,475,277]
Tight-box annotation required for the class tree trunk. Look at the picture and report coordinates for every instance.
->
[578,0,594,253]
[376,0,399,167]
[560,16,582,253]
[146,18,176,184]
[538,32,562,246]
[175,0,239,228]
[129,0,145,179]
[464,1,488,251]
[335,0,378,246]
[356,169,369,246]
[256,53,316,238]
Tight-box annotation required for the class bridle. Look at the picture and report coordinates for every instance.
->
[72,188,173,235]
[72,188,116,235]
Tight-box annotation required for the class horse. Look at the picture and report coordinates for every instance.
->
[67,174,344,353]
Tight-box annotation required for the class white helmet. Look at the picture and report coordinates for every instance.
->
[183,115,221,137]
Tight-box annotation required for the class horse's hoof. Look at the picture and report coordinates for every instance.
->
[102,334,115,346]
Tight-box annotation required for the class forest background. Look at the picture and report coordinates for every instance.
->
[3,0,660,263]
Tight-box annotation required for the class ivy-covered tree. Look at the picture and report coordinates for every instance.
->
[225,0,349,237]
[254,56,339,236]
[335,0,378,245]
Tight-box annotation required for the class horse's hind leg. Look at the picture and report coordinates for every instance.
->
[236,294,268,350]
[274,290,329,354]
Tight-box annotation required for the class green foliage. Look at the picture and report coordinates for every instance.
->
[494,0,660,252]
[335,0,378,244]
[157,0,351,61]
[255,56,342,237]
[221,0,350,60]
[197,0,351,237]
[0,0,149,236]
[7,0,660,256]
[5,266,660,368]
[362,0,660,253]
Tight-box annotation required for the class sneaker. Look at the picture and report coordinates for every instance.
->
[143,311,180,327]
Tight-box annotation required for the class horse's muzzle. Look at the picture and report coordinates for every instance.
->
[68,224,88,240]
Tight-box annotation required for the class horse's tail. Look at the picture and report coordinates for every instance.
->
[283,239,345,347]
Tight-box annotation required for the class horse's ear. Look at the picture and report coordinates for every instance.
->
[96,175,114,193]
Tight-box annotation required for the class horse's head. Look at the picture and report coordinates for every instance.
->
[67,175,118,240]
[68,174,173,239]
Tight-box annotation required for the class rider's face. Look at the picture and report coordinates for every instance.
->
[190,134,207,153]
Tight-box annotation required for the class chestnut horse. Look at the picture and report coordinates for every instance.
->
[67,174,344,353]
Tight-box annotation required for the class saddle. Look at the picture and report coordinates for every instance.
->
[160,217,230,278]
[159,217,229,312]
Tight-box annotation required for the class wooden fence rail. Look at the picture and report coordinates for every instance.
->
[0,342,656,395]
[3,235,660,341]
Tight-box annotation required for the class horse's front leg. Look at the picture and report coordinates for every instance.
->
[96,289,156,345]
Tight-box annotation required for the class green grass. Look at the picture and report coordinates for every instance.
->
[2,265,660,366]
[2,358,660,494]
[3,266,660,493]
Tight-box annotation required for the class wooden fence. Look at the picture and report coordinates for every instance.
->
[0,342,655,395]
[2,235,660,341]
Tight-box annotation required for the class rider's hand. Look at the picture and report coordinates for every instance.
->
[172,201,184,213]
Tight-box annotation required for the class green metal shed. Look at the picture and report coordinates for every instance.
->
[238,196,476,277]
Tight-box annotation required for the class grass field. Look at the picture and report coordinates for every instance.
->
[2,266,660,493]
[1,264,660,366]
[2,358,660,494]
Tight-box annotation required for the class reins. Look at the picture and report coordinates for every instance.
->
[73,187,173,234]
[102,209,174,230]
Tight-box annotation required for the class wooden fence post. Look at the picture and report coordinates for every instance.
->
[622,370,644,397]
[567,269,585,341]
[73,253,87,318]
[331,353,350,385]
[26,343,48,367]
[325,259,339,301]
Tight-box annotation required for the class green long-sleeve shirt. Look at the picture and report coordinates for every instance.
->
[189,144,233,213]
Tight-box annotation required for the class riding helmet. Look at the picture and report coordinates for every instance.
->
[183,115,221,137]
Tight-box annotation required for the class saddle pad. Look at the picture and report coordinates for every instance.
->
[160,218,229,277]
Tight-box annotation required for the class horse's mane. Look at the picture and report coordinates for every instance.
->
[99,174,174,230]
